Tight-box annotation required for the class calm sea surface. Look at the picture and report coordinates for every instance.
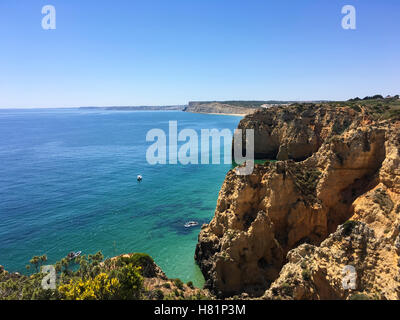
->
[0,109,241,286]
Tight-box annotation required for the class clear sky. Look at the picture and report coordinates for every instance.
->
[0,0,399,108]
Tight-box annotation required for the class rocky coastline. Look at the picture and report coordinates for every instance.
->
[195,98,400,300]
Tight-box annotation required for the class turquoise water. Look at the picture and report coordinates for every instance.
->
[0,109,241,287]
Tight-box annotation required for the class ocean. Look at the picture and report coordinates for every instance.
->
[0,109,241,287]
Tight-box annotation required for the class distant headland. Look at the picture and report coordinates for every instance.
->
[79,105,186,111]
[79,100,331,116]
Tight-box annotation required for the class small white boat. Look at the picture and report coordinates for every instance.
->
[137,175,143,182]
[184,221,199,228]
[67,251,82,259]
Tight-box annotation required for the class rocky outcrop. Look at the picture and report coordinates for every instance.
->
[263,202,400,300]
[108,254,212,300]
[108,253,168,279]
[195,103,400,299]
[237,104,358,161]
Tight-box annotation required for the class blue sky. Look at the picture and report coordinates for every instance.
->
[0,0,399,107]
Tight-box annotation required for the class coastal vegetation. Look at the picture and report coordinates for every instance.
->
[187,96,400,119]
[289,166,322,204]
[0,252,208,300]
[345,95,400,120]
[291,96,400,121]
[0,252,140,300]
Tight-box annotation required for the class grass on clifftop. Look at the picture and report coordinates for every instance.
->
[192,95,400,118]
[275,95,400,121]
[333,95,400,121]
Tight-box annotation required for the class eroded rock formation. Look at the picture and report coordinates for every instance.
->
[195,104,400,299]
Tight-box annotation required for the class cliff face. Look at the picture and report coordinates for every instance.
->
[237,104,358,160]
[184,102,259,115]
[195,103,400,299]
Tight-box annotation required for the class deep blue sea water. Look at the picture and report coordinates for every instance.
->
[0,109,241,287]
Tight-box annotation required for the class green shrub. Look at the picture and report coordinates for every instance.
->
[342,220,357,236]
[114,264,143,300]
[386,109,400,120]
[186,281,194,289]
[290,167,322,203]
[153,289,164,300]
[302,269,312,281]
[349,105,361,112]
[193,291,209,300]
[129,253,154,267]
[116,253,156,277]
[162,282,171,289]
[117,253,153,268]
[172,278,184,290]
[373,188,394,214]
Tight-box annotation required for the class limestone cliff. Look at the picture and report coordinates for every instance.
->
[195,101,400,299]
